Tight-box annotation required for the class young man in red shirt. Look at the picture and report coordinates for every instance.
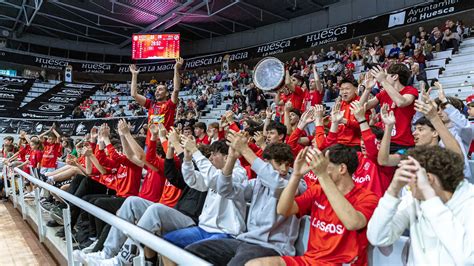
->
[361,64,419,152]
[275,70,306,120]
[303,65,324,111]
[129,58,183,145]
[332,79,368,147]
[194,122,210,145]
[247,145,379,266]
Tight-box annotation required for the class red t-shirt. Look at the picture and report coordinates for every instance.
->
[105,144,141,198]
[290,85,305,111]
[145,98,177,130]
[41,142,62,168]
[147,139,181,207]
[196,135,210,145]
[375,86,418,146]
[18,145,31,162]
[303,90,324,111]
[27,150,43,174]
[283,185,379,265]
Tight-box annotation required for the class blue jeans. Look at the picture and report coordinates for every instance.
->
[163,226,231,248]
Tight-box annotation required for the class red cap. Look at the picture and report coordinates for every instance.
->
[466,94,474,104]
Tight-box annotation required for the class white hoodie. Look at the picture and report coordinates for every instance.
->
[181,150,247,236]
[367,181,474,265]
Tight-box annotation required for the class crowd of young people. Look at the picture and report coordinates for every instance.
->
[1,24,474,266]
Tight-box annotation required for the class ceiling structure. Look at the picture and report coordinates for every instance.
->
[0,0,340,48]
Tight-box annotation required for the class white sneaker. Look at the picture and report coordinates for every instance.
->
[86,255,123,266]
[82,251,107,264]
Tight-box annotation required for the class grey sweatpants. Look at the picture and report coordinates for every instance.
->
[102,196,195,262]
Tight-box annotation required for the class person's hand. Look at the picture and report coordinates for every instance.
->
[350,100,367,122]
[370,65,387,83]
[369,47,377,56]
[99,123,110,138]
[166,127,181,146]
[362,73,376,89]
[265,107,273,119]
[253,131,265,148]
[225,110,235,123]
[284,101,293,112]
[83,147,93,157]
[313,105,325,121]
[226,130,248,153]
[409,156,436,200]
[175,57,184,69]
[387,159,418,197]
[90,127,98,141]
[380,104,395,126]
[19,130,26,138]
[414,99,437,120]
[434,81,447,103]
[149,123,159,138]
[228,146,241,159]
[305,148,329,176]
[157,123,168,140]
[129,64,139,75]
[117,119,130,136]
[293,147,311,177]
[330,100,345,124]
[180,135,198,153]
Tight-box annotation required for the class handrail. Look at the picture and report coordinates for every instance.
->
[13,167,211,266]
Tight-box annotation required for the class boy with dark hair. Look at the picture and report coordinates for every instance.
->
[194,122,210,145]
[368,146,474,265]
[361,64,419,152]
[40,126,62,174]
[248,145,378,265]
[185,131,307,265]
[266,121,287,145]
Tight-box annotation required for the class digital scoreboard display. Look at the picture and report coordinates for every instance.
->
[131,33,180,60]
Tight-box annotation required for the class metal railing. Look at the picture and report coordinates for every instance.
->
[3,166,210,266]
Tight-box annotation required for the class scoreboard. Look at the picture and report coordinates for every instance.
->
[132,33,180,60]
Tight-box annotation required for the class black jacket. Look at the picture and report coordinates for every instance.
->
[164,153,207,224]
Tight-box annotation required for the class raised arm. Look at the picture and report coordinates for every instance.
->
[377,104,401,166]
[307,149,371,231]
[129,64,146,106]
[312,65,323,93]
[117,119,144,167]
[284,102,293,135]
[415,99,463,157]
[371,66,415,108]
[171,58,184,104]
[285,69,295,91]
[277,148,310,217]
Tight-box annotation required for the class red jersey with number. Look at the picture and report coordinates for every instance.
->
[283,185,378,265]
[41,142,62,168]
[375,86,418,146]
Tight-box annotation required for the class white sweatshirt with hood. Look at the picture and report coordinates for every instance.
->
[367,181,474,265]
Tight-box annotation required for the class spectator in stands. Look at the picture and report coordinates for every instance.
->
[129,58,183,146]
[39,126,62,175]
[388,43,401,59]
[428,28,443,52]
[194,122,210,145]
[367,146,474,265]
[442,27,460,54]
[408,63,428,86]
[185,132,306,265]
[361,64,418,152]
[324,79,339,102]
[249,145,378,265]
[244,83,258,111]
[113,107,126,117]
[401,37,415,56]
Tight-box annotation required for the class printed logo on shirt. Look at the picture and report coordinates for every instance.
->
[164,180,172,186]
[363,162,371,171]
[352,174,371,184]
[311,218,344,235]
[313,200,326,210]
[117,172,127,179]
[305,171,318,181]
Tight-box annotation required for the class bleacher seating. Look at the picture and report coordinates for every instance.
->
[21,80,60,107]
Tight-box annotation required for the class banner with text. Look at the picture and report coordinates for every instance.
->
[0,0,472,74]
[18,82,99,119]
[0,75,34,116]
[0,116,147,136]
